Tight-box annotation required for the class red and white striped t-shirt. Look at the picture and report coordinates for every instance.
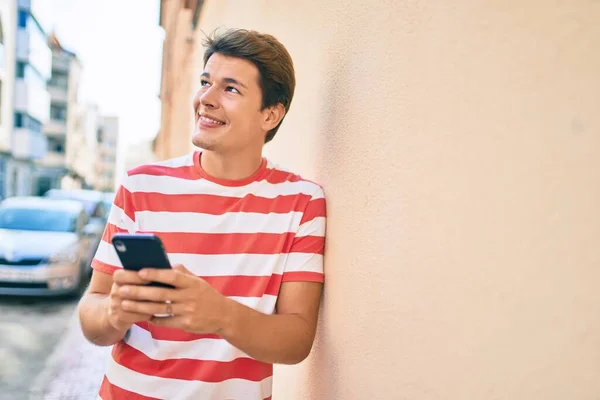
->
[91,151,326,400]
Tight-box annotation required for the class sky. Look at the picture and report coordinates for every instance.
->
[32,0,165,183]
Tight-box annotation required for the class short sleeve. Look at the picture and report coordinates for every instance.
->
[90,176,136,275]
[282,186,326,283]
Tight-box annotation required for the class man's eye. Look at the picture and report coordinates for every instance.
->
[225,86,240,94]
[200,80,210,87]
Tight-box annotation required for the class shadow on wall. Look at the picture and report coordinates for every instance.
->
[303,19,355,399]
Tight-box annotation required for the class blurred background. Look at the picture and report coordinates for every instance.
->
[0,0,162,398]
[1,0,600,399]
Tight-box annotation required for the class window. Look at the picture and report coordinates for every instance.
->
[47,137,65,154]
[18,10,28,28]
[16,62,25,78]
[49,70,68,89]
[50,104,67,121]
[0,207,77,232]
[25,115,42,133]
[14,112,42,133]
[14,112,23,128]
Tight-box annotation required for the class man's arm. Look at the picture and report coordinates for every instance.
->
[78,272,127,346]
[78,174,154,346]
[218,188,326,363]
[219,281,323,364]
[79,270,154,346]
[120,266,323,365]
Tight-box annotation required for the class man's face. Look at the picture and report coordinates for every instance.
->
[192,53,267,153]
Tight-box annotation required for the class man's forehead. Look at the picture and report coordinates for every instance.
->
[203,54,258,83]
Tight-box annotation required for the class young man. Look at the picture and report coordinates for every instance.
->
[78,29,326,399]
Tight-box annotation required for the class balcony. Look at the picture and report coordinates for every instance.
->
[51,53,71,73]
[14,78,51,124]
[12,128,47,160]
[16,13,52,80]
[44,119,67,137]
[47,85,68,104]
[42,151,66,168]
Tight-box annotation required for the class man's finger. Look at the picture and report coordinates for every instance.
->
[138,268,193,288]
[121,299,185,316]
[113,269,151,286]
[118,311,154,322]
[172,264,194,275]
[150,315,193,331]
[119,285,183,303]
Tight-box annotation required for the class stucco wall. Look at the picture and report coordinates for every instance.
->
[156,1,197,160]
[195,1,600,398]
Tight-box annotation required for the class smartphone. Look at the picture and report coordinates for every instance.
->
[111,233,174,289]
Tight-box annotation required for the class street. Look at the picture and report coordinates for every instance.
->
[0,295,79,400]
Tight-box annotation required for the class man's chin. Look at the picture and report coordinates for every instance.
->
[192,134,218,151]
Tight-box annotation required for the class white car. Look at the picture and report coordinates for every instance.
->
[44,189,109,266]
[0,197,96,296]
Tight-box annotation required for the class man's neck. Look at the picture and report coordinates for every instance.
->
[200,149,264,181]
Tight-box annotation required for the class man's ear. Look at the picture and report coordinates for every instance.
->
[262,103,286,132]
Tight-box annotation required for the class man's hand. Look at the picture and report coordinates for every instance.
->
[117,265,230,334]
[107,269,155,332]
[113,265,323,364]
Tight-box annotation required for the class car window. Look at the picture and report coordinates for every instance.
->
[0,208,78,232]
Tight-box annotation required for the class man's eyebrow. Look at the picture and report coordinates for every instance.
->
[200,72,247,89]
[223,77,247,89]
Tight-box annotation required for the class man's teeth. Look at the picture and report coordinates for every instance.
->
[200,115,225,125]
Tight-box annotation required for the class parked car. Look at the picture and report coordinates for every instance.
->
[44,189,108,222]
[44,189,108,264]
[0,197,97,296]
[102,191,116,215]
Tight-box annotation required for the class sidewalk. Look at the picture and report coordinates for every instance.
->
[30,313,110,400]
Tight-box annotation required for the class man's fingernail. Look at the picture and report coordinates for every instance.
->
[139,270,148,278]
[120,287,129,295]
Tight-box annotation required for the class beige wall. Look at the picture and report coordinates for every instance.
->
[194,1,600,398]
[155,0,197,160]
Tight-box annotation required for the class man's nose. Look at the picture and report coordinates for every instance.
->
[200,87,218,109]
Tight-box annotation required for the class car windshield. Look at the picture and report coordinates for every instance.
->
[0,208,77,232]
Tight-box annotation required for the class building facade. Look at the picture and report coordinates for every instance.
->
[124,138,155,174]
[8,0,50,196]
[0,0,50,198]
[0,0,17,199]
[95,115,118,192]
[35,32,82,195]
[156,1,600,398]
[62,102,99,190]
